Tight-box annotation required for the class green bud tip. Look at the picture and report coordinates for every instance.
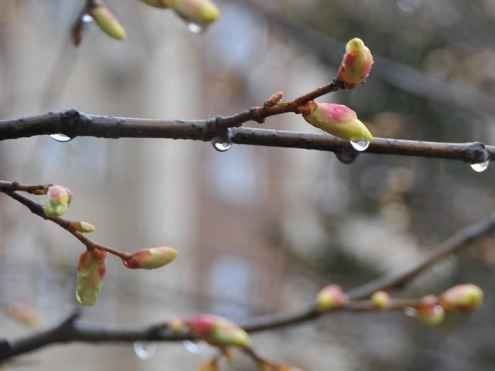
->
[315,284,348,312]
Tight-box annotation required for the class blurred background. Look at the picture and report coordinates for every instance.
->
[1,0,495,370]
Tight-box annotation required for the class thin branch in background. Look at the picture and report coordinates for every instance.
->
[0,213,491,362]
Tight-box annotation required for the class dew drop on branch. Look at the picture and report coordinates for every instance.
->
[82,14,93,23]
[350,140,370,152]
[133,342,157,360]
[470,160,490,173]
[50,134,72,142]
[212,138,232,152]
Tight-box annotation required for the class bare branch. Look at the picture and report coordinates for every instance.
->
[1,213,492,362]
[0,109,493,164]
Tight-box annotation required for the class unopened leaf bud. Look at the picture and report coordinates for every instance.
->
[440,284,483,312]
[371,291,391,309]
[89,0,126,40]
[76,248,107,306]
[186,314,251,348]
[173,0,220,28]
[415,295,444,326]
[315,284,348,312]
[43,185,72,217]
[123,246,177,269]
[301,101,373,143]
[71,221,96,233]
[336,37,374,87]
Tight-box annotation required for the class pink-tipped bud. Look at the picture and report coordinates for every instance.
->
[337,37,374,87]
[371,291,391,309]
[71,221,96,233]
[414,295,444,326]
[43,185,72,217]
[123,246,177,269]
[186,314,251,348]
[440,284,483,312]
[76,248,107,306]
[301,101,373,143]
[5,303,40,328]
[315,284,348,312]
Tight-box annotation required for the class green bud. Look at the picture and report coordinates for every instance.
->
[76,248,107,306]
[71,221,96,233]
[440,284,483,312]
[173,0,220,27]
[89,1,126,40]
[315,284,348,312]
[371,291,391,309]
[123,246,177,269]
[186,314,251,348]
[301,101,373,143]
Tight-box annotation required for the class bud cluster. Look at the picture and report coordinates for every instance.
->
[43,185,72,217]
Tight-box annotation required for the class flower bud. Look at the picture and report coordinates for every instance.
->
[89,0,126,40]
[71,221,96,233]
[301,101,373,143]
[76,248,107,306]
[315,284,348,312]
[416,305,445,326]
[186,314,251,348]
[172,0,220,28]
[6,303,40,328]
[371,291,391,309]
[414,295,444,326]
[43,185,72,217]
[123,246,177,269]
[440,284,483,312]
[337,37,374,87]
[140,0,174,8]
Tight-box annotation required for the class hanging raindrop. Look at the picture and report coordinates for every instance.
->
[187,23,203,34]
[183,340,201,354]
[212,137,232,152]
[404,307,417,318]
[133,342,157,360]
[50,134,72,142]
[470,160,490,173]
[82,14,93,23]
[350,140,370,152]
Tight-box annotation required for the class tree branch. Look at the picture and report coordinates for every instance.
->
[0,109,493,164]
[2,213,493,362]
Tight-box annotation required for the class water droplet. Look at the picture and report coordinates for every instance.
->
[133,342,157,360]
[470,160,490,173]
[183,340,200,354]
[350,140,370,152]
[187,23,203,34]
[404,307,416,318]
[82,14,93,23]
[50,134,72,142]
[182,340,210,354]
[212,137,232,152]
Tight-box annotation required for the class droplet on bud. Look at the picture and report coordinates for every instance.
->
[183,340,201,354]
[187,23,203,33]
[212,137,232,152]
[350,140,370,152]
[50,134,72,142]
[133,342,157,360]
[82,14,94,23]
[470,160,489,173]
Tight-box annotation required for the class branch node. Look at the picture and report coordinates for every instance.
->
[465,142,490,164]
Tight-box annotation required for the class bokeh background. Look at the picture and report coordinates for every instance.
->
[1,0,495,370]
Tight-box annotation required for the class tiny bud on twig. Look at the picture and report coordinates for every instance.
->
[315,284,348,312]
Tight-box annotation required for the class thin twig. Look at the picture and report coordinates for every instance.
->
[1,213,493,362]
[0,185,130,260]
